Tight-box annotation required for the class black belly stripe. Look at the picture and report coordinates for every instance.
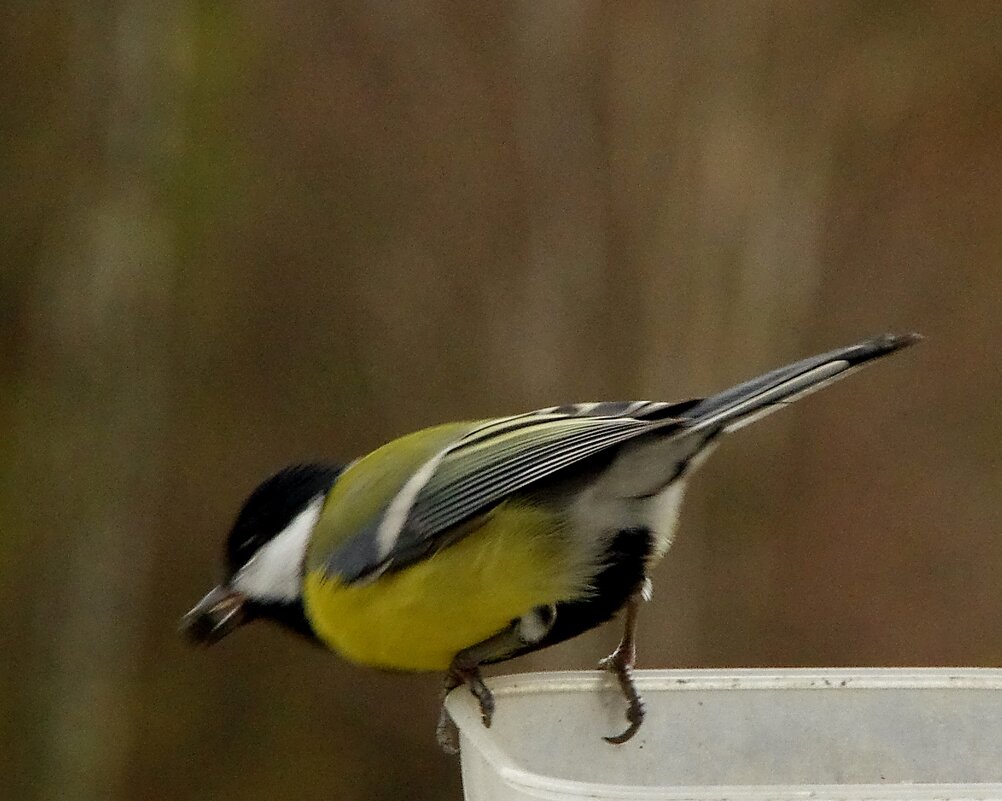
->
[484,526,655,664]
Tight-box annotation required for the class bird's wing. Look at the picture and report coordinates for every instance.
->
[320,401,686,583]
[318,332,921,585]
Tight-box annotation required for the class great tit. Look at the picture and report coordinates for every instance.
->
[182,333,919,749]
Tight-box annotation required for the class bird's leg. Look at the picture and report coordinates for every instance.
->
[599,581,650,744]
[436,605,557,753]
[435,639,503,754]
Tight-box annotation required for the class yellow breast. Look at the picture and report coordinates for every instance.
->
[303,503,577,671]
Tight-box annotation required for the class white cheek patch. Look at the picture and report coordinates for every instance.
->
[232,495,324,602]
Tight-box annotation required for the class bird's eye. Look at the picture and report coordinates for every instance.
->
[225,526,265,575]
[237,536,258,552]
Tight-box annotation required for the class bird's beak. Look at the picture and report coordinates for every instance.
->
[180,585,248,645]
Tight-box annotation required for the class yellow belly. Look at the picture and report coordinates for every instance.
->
[303,503,577,671]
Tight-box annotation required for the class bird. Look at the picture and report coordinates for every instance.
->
[181,332,919,750]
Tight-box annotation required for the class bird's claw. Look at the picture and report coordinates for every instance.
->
[477,687,495,728]
[602,695,645,744]
[599,646,645,744]
[436,705,461,754]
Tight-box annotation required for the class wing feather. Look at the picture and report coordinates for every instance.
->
[352,410,677,580]
[411,418,646,530]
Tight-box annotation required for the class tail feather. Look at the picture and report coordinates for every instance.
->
[585,332,920,502]
[683,332,922,435]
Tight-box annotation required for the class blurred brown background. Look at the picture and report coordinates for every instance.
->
[2,2,1000,800]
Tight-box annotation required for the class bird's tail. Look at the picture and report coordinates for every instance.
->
[598,333,921,502]
[681,332,922,436]
[585,332,920,503]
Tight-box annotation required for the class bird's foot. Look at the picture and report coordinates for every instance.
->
[436,663,495,753]
[598,589,647,744]
[599,635,644,743]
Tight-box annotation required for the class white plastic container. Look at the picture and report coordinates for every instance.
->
[444,668,1002,801]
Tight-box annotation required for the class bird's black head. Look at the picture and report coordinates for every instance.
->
[181,463,342,646]
[223,464,343,578]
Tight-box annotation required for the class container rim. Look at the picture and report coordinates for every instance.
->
[445,667,1002,800]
